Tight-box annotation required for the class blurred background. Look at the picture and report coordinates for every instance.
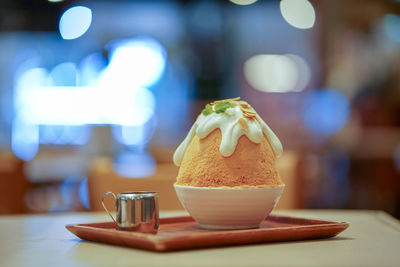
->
[0,0,399,218]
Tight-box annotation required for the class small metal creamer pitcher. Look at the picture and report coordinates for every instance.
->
[102,191,159,234]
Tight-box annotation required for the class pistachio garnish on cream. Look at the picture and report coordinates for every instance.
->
[173,97,283,166]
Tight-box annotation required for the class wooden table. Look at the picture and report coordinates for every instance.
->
[1,210,399,266]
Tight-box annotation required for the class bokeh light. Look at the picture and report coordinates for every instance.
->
[101,37,167,88]
[14,67,50,111]
[286,54,311,92]
[302,89,350,136]
[112,117,156,146]
[15,67,156,127]
[40,125,91,145]
[280,0,316,29]
[59,6,92,40]
[49,62,78,86]
[11,118,39,161]
[78,178,90,210]
[12,67,49,160]
[383,14,400,43]
[244,54,298,93]
[229,0,258,6]
[79,53,107,86]
[103,86,156,127]
[113,151,156,178]
[244,54,310,93]
[17,85,156,127]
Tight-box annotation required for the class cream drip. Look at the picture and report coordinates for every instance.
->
[173,103,283,166]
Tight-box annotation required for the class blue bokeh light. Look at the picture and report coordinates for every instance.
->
[12,67,49,160]
[78,178,90,210]
[11,118,39,161]
[302,89,350,136]
[113,151,156,178]
[383,14,400,43]
[59,6,92,40]
[49,62,78,86]
[112,117,156,146]
[79,53,107,86]
[40,125,91,145]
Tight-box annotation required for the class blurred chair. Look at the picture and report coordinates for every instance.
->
[88,157,183,211]
[88,150,299,212]
[0,153,27,214]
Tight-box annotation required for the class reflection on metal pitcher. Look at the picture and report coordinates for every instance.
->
[102,191,159,234]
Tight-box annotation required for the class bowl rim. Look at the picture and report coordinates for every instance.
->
[173,183,285,190]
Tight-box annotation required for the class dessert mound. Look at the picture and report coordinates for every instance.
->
[176,129,283,187]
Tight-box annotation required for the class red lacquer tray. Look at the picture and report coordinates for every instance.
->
[66,215,349,252]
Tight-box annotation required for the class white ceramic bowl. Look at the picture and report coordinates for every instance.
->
[174,184,285,229]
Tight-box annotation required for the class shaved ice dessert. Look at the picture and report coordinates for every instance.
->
[173,97,285,229]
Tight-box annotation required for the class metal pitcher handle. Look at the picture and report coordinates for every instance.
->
[102,191,117,224]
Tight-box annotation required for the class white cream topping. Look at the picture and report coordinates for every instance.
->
[173,104,283,166]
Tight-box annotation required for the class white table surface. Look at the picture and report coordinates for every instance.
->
[1,209,399,267]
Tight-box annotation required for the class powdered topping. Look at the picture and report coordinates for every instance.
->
[173,98,283,166]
